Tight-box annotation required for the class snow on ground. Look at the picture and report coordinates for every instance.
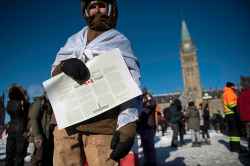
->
[137,129,250,166]
[0,131,7,161]
[0,129,249,166]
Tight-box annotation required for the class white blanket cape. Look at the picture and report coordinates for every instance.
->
[51,27,141,129]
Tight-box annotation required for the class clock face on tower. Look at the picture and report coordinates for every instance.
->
[183,42,193,52]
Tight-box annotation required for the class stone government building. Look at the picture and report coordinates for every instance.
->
[154,20,223,116]
[154,21,250,116]
[180,20,203,106]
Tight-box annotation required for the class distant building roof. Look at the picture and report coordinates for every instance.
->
[153,92,181,104]
[153,89,224,104]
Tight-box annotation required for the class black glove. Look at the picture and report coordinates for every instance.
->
[61,58,90,83]
[110,122,136,161]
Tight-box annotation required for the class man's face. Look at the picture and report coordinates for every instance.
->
[87,1,108,17]
[85,0,116,31]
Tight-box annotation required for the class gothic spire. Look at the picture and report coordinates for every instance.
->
[181,20,191,42]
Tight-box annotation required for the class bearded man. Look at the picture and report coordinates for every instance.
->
[51,1,141,166]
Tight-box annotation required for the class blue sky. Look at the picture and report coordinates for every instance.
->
[0,0,250,98]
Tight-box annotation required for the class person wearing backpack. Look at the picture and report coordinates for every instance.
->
[29,95,54,166]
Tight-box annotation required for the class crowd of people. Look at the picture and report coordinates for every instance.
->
[161,99,211,148]
[0,83,250,166]
[223,81,250,154]
[0,0,249,165]
[0,85,54,166]
[1,80,249,166]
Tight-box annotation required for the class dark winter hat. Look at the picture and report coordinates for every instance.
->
[226,82,235,88]
[81,0,115,11]
[240,76,250,89]
[8,84,28,101]
[188,101,195,107]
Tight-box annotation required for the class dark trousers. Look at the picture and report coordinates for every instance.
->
[178,122,185,144]
[160,122,168,136]
[6,132,27,166]
[225,114,241,152]
[171,123,184,146]
[31,137,53,166]
[138,128,157,166]
[201,125,210,139]
[171,124,179,146]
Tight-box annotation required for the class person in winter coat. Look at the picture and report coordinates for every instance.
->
[186,101,201,147]
[50,0,141,166]
[137,89,157,166]
[223,82,241,152]
[167,99,184,147]
[29,95,54,166]
[6,84,30,166]
[0,95,5,138]
[156,105,166,136]
[0,95,4,127]
[212,111,223,133]
[238,77,250,155]
[199,103,211,144]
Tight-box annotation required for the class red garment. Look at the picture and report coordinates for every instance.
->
[120,152,139,166]
[238,88,250,121]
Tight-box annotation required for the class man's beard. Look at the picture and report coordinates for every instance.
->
[87,13,113,31]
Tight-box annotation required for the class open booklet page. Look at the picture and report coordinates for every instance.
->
[43,48,141,129]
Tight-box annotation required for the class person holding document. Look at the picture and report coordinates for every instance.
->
[50,0,141,166]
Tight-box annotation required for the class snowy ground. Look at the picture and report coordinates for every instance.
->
[137,129,250,166]
[0,129,249,166]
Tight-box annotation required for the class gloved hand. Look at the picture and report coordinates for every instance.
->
[110,122,136,161]
[61,58,90,83]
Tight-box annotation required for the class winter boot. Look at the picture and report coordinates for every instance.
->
[192,141,201,147]
[192,142,198,147]
[205,138,211,145]
[248,138,250,156]
[171,143,178,148]
[180,136,184,146]
[197,142,202,147]
[171,142,178,148]
[179,140,185,147]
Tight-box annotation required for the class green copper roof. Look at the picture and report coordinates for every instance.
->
[181,20,191,42]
